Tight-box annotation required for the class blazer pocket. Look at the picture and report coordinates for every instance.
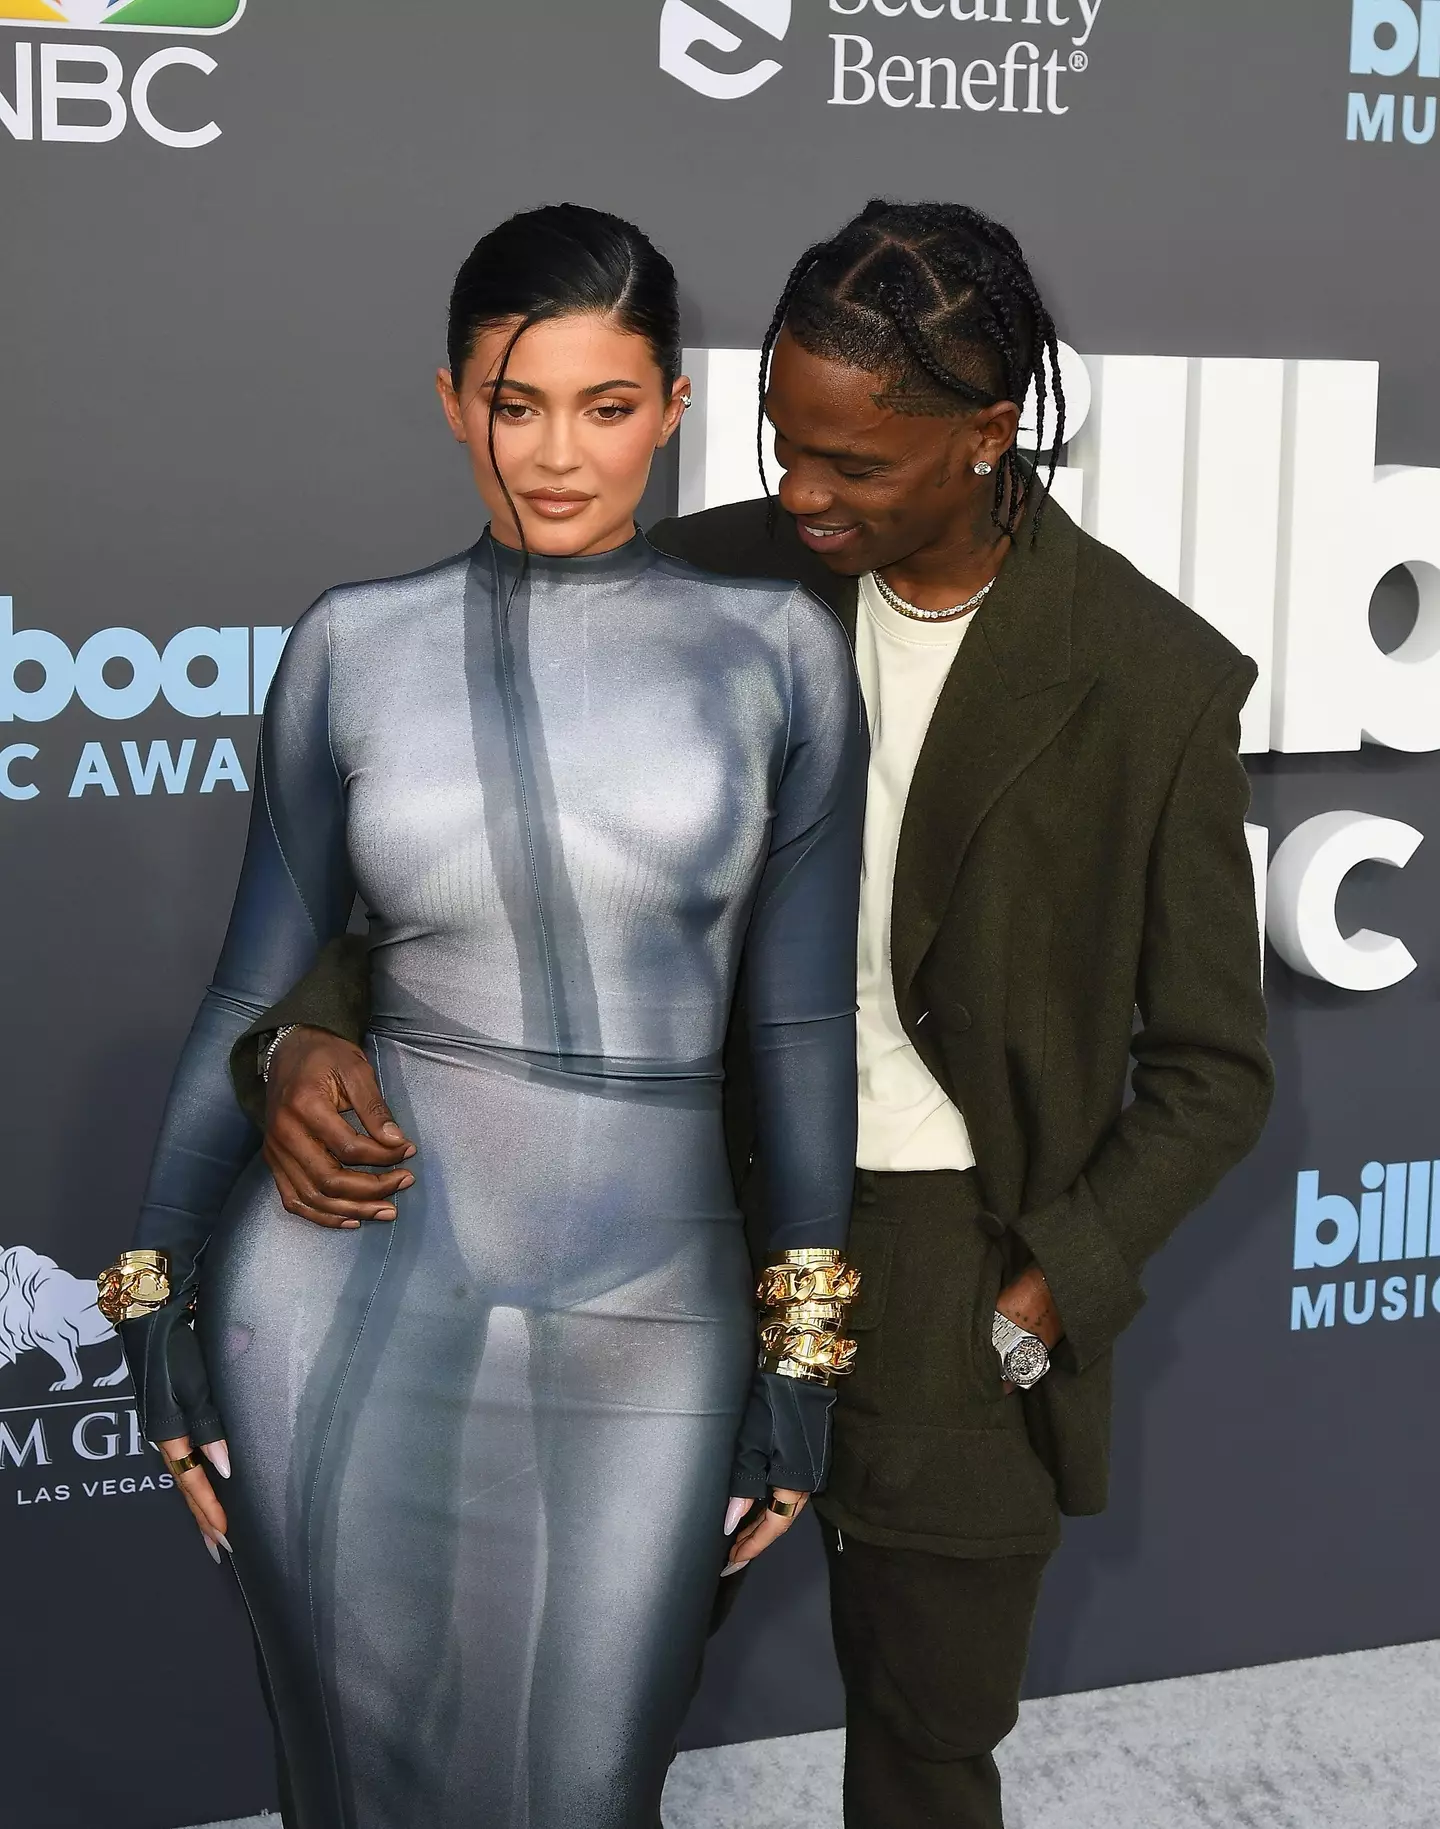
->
[828,1416,1059,1546]
[845,1211,896,1333]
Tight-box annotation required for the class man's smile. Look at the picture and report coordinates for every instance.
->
[795,519,864,555]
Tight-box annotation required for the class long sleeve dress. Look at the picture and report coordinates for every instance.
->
[127,529,866,1829]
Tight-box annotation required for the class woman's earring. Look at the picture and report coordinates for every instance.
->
[682,394,693,410]
[974,461,994,476]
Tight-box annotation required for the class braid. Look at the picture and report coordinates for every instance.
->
[757,239,831,525]
[762,199,1067,542]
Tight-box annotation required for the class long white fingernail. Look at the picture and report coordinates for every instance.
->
[203,1442,231,1480]
[719,1560,747,1579]
[215,1531,233,1554]
[724,1498,749,1537]
[202,1534,221,1565]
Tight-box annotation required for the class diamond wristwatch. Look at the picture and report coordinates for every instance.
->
[992,1312,1050,1388]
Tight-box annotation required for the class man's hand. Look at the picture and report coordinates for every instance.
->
[262,1026,417,1229]
[995,1264,1063,1392]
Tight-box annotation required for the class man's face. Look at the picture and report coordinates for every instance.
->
[764,329,1013,576]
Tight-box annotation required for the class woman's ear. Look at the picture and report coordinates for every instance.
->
[656,374,692,449]
[436,367,467,443]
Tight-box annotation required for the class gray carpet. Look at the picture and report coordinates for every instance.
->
[198,1637,1440,1829]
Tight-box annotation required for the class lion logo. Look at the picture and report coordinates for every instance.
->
[0,1246,129,1393]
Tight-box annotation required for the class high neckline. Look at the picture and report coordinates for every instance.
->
[478,525,656,584]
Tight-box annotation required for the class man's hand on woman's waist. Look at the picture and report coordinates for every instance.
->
[262,1026,417,1227]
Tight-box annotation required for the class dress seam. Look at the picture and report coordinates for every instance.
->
[495,554,564,1054]
[304,1047,401,1828]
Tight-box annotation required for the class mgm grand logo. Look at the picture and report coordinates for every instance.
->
[0,1244,173,1508]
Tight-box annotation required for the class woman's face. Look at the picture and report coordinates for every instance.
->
[437,313,689,556]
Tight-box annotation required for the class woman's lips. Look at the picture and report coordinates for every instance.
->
[795,520,863,555]
[523,492,593,520]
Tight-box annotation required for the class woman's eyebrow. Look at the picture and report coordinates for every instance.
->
[479,378,644,397]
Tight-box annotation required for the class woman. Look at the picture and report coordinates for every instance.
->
[100,205,866,1828]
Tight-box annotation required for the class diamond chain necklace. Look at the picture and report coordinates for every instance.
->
[872,569,997,623]
[874,566,995,625]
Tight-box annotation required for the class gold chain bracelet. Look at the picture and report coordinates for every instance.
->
[754,1248,861,1387]
[96,1250,172,1327]
[759,1322,860,1383]
[756,1257,863,1308]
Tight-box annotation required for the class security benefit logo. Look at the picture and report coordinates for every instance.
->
[0,595,290,804]
[1349,0,1439,145]
[659,0,1104,115]
[660,0,790,99]
[1290,1162,1440,1332]
[0,1245,174,1513]
[0,0,244,147]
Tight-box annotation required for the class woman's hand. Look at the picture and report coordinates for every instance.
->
[720,1488,809,1576]
[158,1434,233,1563]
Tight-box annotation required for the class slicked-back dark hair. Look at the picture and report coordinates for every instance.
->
[759,200,1065,540]
[447,203,681,558]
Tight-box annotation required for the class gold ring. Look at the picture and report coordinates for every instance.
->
[767,1496,798,1518]
[167,1450,204,1477]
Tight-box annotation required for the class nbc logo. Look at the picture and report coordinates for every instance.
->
[0,3,243,30]
[0,0,244,145]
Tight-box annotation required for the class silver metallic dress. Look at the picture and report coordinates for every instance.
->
[133,532,865,1829]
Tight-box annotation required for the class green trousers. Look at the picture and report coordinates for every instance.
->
[818,1168,1062,1826]
[824,1522,1049,1828]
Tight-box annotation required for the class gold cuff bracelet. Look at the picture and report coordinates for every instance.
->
[96,1249,172,1327]
[754,1248,861,1388]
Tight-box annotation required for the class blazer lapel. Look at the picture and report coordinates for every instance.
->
[890,500,1095,1015]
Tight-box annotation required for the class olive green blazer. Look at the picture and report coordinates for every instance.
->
[231,494,1273,1538]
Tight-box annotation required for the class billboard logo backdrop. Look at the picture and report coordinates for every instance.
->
[1291,1163,1440,1333]
[1349,0,1438,143]
[660,0,790,99]
[0,596,287,802]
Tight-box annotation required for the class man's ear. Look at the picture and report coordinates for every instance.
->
[656,374,692,449]
[436,367,467,443]
[973,398,1021,468]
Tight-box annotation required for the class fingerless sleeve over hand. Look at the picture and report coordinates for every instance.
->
[728,588,867,1498]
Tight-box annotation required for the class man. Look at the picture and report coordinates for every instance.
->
[227,201,1272,1827]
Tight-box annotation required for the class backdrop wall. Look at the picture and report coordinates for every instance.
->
[4,4,1438,1825]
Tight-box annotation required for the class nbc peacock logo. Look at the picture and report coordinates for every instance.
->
[0,0,244,30]
[1,0,244,143]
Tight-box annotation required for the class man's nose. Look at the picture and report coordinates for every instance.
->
[778,467,834,517]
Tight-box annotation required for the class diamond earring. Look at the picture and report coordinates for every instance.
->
[974,461,994,476]
[682,394,694,409]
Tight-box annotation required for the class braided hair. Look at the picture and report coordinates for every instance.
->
[758,200,1065,540]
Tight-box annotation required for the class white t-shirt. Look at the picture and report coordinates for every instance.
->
[854,571,978,1173]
